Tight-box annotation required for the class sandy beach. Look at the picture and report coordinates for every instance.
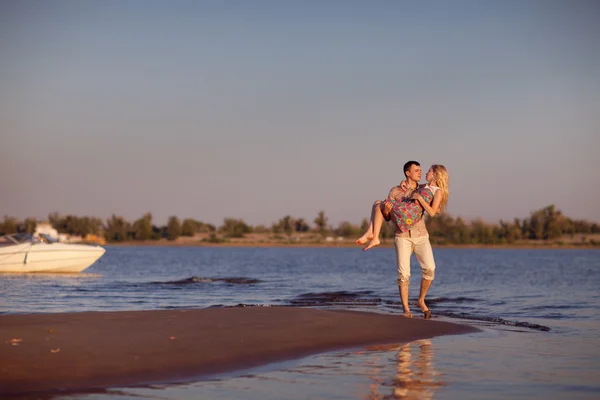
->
[0,307,475,395]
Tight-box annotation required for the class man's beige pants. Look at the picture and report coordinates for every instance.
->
[394,234,436,284]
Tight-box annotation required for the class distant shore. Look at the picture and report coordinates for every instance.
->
[0,307,476,395]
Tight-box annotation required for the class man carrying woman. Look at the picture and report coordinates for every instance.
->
[356,161,450,319]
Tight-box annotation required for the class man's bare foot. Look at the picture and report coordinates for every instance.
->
[363,238,380,251]
[355,233,373,245]
[402,311,413,318]
[417,299,431,319]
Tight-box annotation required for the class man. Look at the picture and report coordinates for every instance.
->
[383,161,435,319]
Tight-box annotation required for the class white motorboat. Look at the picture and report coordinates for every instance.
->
[0,233,106,273]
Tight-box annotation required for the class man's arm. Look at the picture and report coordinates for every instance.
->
[399,179,425,191]
[387,186,402,201]
[391,181,418,200]
[385,182,418,215]
[381,187,396,219]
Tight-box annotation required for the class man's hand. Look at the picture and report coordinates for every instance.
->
[383,200,394,216]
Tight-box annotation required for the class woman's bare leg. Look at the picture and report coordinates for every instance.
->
[355,200,382,244]
[363,202,386,251]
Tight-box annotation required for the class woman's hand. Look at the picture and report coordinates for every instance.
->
[411,192,423,203]
[399,180,408,191]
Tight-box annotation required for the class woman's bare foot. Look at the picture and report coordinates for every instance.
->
[402,311,413,318]
[363,238,380,251]
[355,233,373,245]
[417,299,431,319]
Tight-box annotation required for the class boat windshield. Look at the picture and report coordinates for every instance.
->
[14,233,39,243]
[0,235,16,246]
[0,233,39,245]
[39,233,59,243]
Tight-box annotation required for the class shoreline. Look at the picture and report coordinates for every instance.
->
[0,307,476,395]
[105,240,600,249]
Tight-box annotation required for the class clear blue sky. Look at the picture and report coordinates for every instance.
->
[2,0,599,227]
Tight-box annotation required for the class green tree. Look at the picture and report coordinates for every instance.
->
[23,218,37,234]
[499,219,522,243]
[198,222,216,233]
[527,212,545,240]
[133,213,153,240]
[219,218,250,238]
[180,218,214,236]
[360,218,369,234]
[451,217,469,244]
[48,212,61,229]
[426,213,455,244]
[0,216,18,234]
[253,224,269,234]
[152,225,165,240]
[166,216,181,241]
[181,218,197,237]
[47,214,102,237]
[76,216,102,236]
[314,211,328,236]
[104,215,131,242]
[543,205,565,239]
[525,205,567,240]
[280,215,294,237]
[471,218,496,244]
[294,218,310,233]
[334,221,361,237]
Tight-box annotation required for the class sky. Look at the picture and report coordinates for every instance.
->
[1,0,599,227]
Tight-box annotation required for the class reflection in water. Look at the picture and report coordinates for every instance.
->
[360,339,445,399]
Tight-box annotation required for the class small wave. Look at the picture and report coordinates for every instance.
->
[426,296,480,304]
[154,276,262,285]
[285,291,552,332]
[523,304,582,311]
[296,290,375,299]
[207,303,272,308]
[290,290,382,306]
[434,311,551,332]
[536,313,569,320]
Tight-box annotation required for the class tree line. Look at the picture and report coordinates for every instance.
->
[425,205,599,245]
[1,205,599,245]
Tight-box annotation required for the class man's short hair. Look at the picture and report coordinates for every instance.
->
[403,161,420,177]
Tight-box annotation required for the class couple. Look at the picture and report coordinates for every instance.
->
[356,161,449,319]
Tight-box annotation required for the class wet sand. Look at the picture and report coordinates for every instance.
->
[0,307,476,395]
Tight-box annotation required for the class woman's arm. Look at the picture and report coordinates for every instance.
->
[412,190,442,217]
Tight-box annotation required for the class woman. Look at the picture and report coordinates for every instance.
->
[356,164,449,251]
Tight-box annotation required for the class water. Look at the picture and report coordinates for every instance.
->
[1,246,599,399]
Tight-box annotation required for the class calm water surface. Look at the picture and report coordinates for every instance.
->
[1,246,599,399]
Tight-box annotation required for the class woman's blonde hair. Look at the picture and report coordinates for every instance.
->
[431,164,449,212]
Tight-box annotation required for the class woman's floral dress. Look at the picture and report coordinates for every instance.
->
[389,186,435,233]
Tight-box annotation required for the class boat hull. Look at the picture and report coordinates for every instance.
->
[0,243,106,273]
